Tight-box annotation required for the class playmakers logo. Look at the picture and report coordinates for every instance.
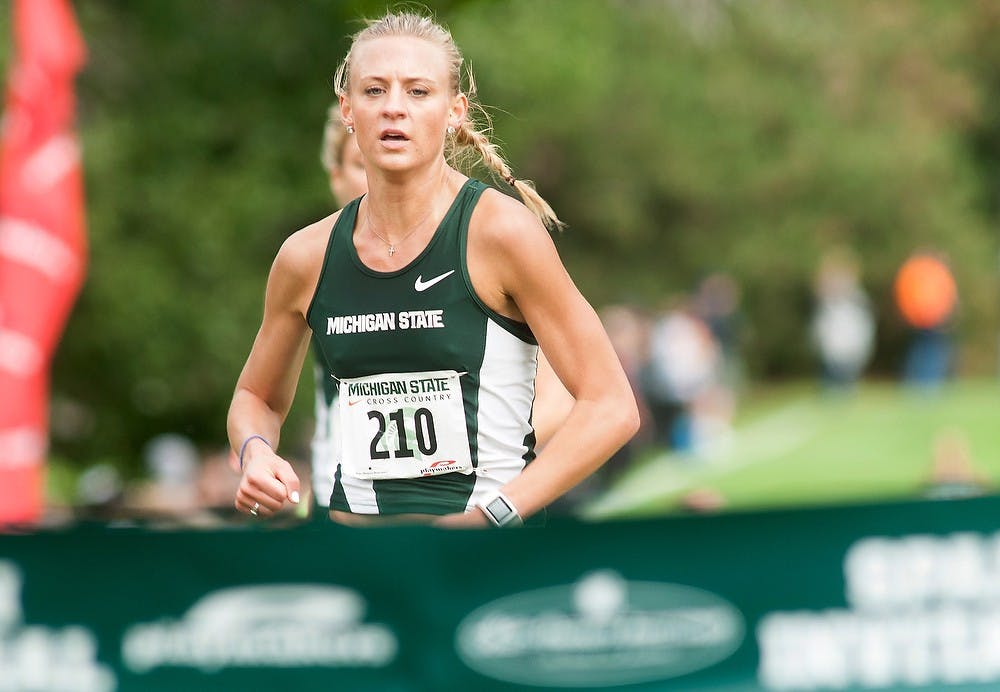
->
[122,583,397,672]
[455,569,744,687]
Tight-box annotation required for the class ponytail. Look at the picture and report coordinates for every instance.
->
[451,115,565,233]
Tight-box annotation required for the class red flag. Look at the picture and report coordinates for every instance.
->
[0,0,86,525]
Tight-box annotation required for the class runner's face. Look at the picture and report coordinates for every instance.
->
[330,134,367,204]
[343,36,462,174]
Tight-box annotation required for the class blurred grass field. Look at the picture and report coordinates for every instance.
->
[583,378,1000,520]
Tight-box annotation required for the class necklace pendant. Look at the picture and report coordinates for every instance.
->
[388,245,396,257]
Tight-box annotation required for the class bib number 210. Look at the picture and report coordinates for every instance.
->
[368,408,437,459]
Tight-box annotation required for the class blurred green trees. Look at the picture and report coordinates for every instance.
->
[1,0,996,474]
[451,0,997,375]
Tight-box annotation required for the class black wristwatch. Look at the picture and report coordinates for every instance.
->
[478,492,523,527]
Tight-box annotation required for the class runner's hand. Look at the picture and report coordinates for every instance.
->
[235,445,300,517]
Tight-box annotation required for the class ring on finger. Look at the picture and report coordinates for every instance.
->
[249,501,260,517]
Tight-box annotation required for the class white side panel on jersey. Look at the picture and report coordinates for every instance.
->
[467,319,538,509]
[310,364,338,507]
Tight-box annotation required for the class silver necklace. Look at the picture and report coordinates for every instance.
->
[365,205,435,257]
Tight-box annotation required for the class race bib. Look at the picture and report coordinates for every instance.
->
[338,370,473,480]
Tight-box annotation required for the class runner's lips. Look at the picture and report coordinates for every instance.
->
[380,129,408,141]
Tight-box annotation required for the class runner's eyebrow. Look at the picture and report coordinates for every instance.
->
[356,73,441,86]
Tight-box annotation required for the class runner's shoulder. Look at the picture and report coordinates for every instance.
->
[472,187,546,246]
[272,210,342,280]
[470,187,557,272]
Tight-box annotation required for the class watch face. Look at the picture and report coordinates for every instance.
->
[486,496,513,523]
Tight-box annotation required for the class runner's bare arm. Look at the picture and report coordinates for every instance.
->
[227,221,332,511]
[460,191,639,521]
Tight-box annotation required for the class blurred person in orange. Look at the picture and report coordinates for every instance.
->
[893,250,957,386]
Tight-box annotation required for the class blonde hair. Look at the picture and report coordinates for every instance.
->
[320,103,348,174]
[333,10,564,231]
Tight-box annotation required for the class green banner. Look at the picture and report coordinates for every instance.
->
[2,495,1000,691]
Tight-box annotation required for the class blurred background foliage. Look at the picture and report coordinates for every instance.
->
[1,0,998,478]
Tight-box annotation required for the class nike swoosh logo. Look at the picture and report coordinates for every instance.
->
[414,270,455,292]
[347,399,362,406]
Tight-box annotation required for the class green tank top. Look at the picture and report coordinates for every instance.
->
[306,179,538,516]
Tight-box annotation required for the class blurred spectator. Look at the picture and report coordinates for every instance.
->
[679,487,727,513]
[118,433,201,525]
[923,427,990,500]
[694,272,743,386]
[130,433,201,515]
[811,248,875,391]
[687,383,735,459]
[893,250,957,387]
[639,296,723,454]
[125,434,305,526]
[196,449,245,521]
[74,463,124,521]
[693,273,741,458]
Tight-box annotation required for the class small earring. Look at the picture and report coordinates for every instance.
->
[447,125,455,135]
[346,125,355,134]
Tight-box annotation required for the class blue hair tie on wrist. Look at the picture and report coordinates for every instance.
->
[239,434,271,470]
